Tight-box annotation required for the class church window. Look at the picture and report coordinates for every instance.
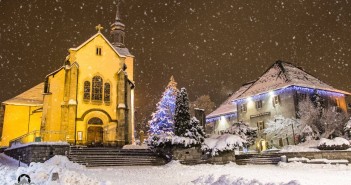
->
[104,83,111,102]
[92,76,103,101]
[96,47,102,56]
[83,81,91,100]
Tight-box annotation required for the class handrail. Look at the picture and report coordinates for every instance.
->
[9,130,67,147]
[9,130,40,144]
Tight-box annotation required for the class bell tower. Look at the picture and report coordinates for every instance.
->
[110,0,125,48]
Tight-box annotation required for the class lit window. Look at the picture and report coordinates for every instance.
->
[84,81,91,100]
[92,76,103,101]
[256,100,263,109]
[240,103,247,112]
[104,83,111,102]
[273,95,280,106]
[96,47,102,56]
[257,121,265,131]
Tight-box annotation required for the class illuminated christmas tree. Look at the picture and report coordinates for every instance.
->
[148,76,179,135]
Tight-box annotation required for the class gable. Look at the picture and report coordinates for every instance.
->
[70,32,133,58]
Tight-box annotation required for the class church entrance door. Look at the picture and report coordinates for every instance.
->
[87,126,103,147]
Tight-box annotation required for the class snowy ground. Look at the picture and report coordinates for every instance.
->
[1,154,351,185]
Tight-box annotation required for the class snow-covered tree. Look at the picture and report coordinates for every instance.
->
[183,117,206,143]
[297,97,320,139]
[225,121,257,147]
[344,118,351,139]
[148,76,178,135]
[264,115,301,140]
[174,87,191,136]
[320,107,346,138]
[298,96,347,139]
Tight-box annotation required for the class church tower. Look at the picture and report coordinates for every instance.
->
[110,0,126,48]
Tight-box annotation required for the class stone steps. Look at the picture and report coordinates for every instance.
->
[235,154,282,165]
[68,146,167,167]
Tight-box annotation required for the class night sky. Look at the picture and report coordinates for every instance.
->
[1,0,350,122]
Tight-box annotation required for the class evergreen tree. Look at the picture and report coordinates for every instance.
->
[148,76,178,135]
[226,121,257,147]
[174,87,191,136]
[184,117,206,143]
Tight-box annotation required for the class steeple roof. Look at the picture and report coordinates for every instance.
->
[235,60,351,101]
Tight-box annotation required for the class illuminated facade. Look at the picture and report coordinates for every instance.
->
[0,8,135,147]
[207,61,350,150]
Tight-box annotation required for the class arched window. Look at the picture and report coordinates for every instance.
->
[83,81,90,100]
[104,83,111,102]
[88,117,103,125]
[92,76,103,101]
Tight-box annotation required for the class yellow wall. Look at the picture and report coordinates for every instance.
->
[43,69,65,133]
[0,104,42,147]
[41,33,134,146]
[73,35,122,121]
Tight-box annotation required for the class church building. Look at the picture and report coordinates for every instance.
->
[0,7,135,147]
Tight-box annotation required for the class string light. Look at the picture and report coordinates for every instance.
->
[233,85,344,104]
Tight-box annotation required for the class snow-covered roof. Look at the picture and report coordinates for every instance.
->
[206,82,252,119]
[2,83,44,106]
[70,32,134,58]
[234,61,351,101]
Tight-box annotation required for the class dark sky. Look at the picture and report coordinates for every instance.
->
[1,0,351,122]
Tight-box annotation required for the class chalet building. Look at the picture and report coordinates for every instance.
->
[206,61,350,150]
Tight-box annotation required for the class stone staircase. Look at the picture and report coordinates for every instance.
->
[68,146,167,167]
[235,153,282,165]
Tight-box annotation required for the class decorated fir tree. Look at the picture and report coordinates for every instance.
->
[148,76,179,135]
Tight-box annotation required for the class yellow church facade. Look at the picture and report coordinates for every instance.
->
[0,9,135,147]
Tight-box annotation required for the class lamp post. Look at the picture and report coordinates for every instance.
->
[291,122,296,145]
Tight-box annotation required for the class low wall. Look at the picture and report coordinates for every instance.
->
[172,147,235,165]
[279,151,351,162]
[4,143,69,164]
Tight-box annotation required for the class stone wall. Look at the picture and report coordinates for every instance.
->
[280,151,351,162]
[172,147,235,165]
[4,143,69,164]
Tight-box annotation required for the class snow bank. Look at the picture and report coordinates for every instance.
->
[280,140,320,152]
[0,155,106,185]
[202,134,246,156]
[318,137,349,146]
[7,141,69,150]
[122,144,149,150]
[192,174,300,185]
[148,131,200,147]
[317,137,350,150]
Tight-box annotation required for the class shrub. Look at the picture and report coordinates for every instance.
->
[317,137,350,150]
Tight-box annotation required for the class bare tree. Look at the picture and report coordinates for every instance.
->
[298,97,347,139]
[190,95,216,116]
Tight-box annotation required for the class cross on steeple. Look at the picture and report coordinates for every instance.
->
[95,24,104,32]
[116,0,122,21]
